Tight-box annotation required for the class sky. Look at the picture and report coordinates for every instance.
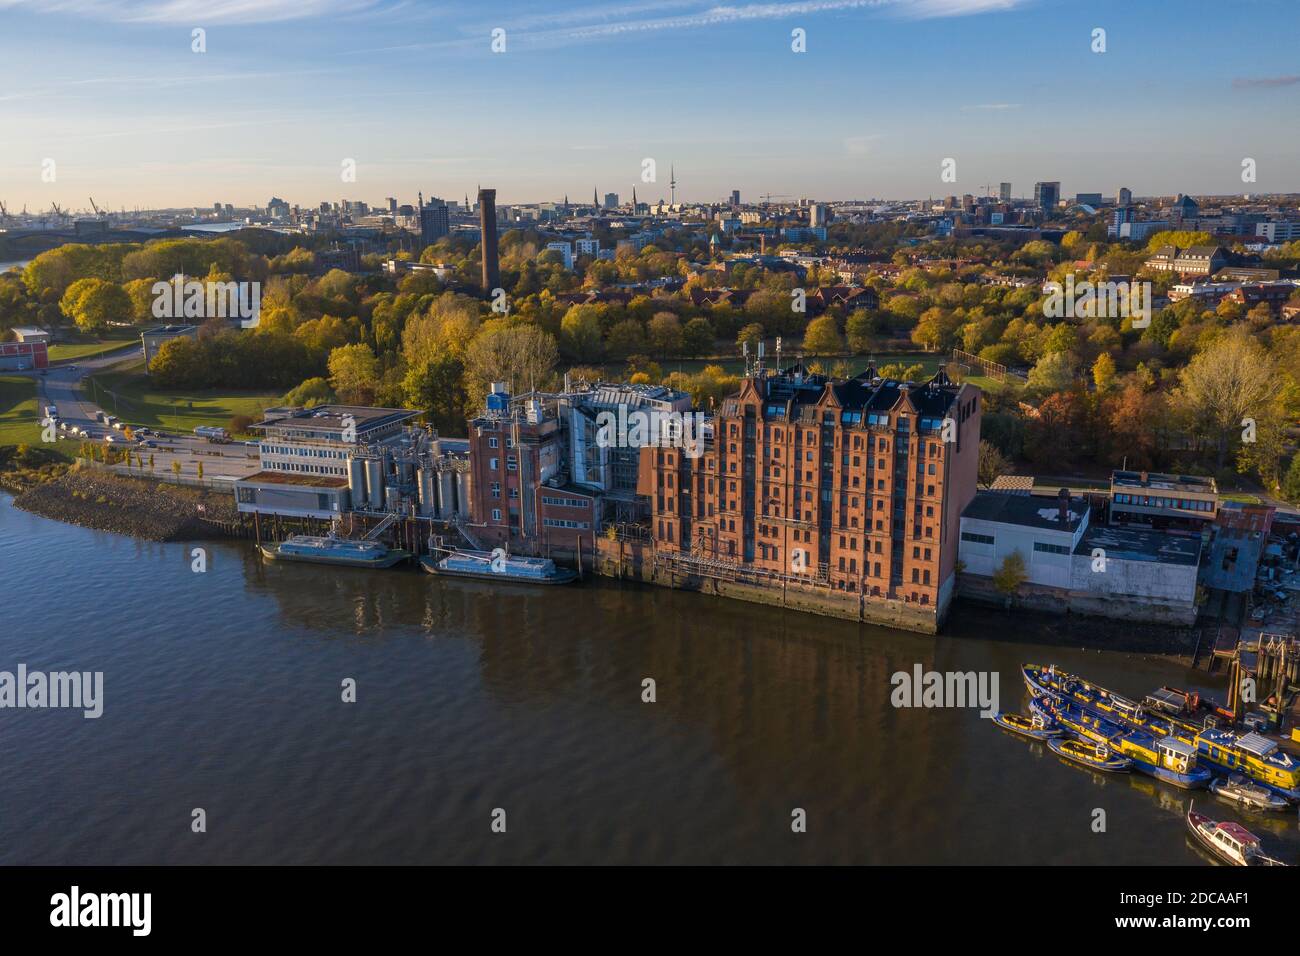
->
[1,0,1298,214]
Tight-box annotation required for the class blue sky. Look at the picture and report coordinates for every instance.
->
[1,0,1298,213]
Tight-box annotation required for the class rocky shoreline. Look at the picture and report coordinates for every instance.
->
[13,467,243,541]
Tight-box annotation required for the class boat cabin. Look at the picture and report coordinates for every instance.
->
[1156,737,1196,774]
[1207,821,1260,863]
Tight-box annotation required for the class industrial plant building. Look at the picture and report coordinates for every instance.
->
[234,404,470,522]
[464,379,694,556]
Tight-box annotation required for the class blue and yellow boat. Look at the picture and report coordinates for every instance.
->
[1024,664,1299,801]
[1032,691,1211,789]
[993,711,1061,741]
[1048,737,1131,773]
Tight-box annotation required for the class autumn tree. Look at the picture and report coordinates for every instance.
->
[977,440,1011,489]
[1173,326,1275,468]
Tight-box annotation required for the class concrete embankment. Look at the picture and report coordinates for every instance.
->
[13,466,241,541]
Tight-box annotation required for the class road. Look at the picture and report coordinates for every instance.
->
[27,345,262,483]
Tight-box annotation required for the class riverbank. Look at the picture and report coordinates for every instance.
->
[12,466,241,541]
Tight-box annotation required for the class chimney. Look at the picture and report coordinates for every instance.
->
[478,188,500,293]
[1140,470,1148,484]
[1058,487,1070,524]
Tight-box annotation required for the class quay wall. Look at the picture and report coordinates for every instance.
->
[591,538,945,634]
[957,572,1197,626]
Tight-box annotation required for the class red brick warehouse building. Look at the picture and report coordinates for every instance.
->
[640,364,981,626]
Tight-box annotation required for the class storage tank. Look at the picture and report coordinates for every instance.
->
[348,457,367,509]
[417,467,437,517]
[437,471,455,519]
[365,458,384,511]
[453,471,470,518]
[385,486,401,512]
[399,460,415,488]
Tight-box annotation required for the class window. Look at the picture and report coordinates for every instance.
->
[961,531,994,545]
[491,508,502,521]
[1033,542,1071,555]
[488,437,498,448]
[490,457,499,471]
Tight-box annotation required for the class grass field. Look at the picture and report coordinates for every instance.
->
[48,332,138,363]
[0,374,42,447]
[0,374,73,460]
[86,361,282,434]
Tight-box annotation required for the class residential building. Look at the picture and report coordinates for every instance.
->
[1143,244,1228,277]
[1033,181,1060,215]
[639,364,981,622]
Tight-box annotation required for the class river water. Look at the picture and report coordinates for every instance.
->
[2,494,1296,865]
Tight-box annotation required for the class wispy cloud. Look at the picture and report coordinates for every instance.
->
[892,0,1026,17]
[962,102,1021,110]
[357,0,1028,55]
[1232,75,1300,89]
[0,0,386,25]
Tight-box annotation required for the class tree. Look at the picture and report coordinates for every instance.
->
[1026,351,1075,394]
[681,317,714,358]
[403,353,467,437]
[845,308,880,354]
[59,278,131,332]
[560,306,604,361]
[992,550,1027,596]
[284,376,335,408]
[1091,351,1117,392]
[648,312,683,356]
[1281,456,1300,504]
[977,440,1011,489]
[463,322,559,411]
[802,315,843,355]
[327,343,380,405]
[736,323,764,353]
[1174,326,1275,467]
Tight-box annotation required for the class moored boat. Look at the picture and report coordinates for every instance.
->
[258,534,411,568]
[1048,737,1132,773]
[1024,663,1300,800]
[1209,774,1292,812]
[993,711,1061,741]
[1186,805,1287,866]
[420,548,578,585]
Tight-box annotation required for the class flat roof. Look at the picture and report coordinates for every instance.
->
[235,470,348,488]
[1112,469,1217,494]
[962,491,1088,531]
[254,404,419,433]
[1075,523,1201,567]
[142,324,198,335]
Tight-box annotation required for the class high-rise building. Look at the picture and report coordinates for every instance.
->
[1117,186,1132,206]
[731,189,741,206]
[1033,181,1060,215]
[809,203,831,227]
[478,188,500,292]
[999,182,1011,202]
[640,364,980,623]
[603,192,619,209]
[387,197,398,215]
[419,198,449,245]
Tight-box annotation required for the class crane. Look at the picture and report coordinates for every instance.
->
[88,196,102,217]
[0,201,9,223]
[761,193,791,203]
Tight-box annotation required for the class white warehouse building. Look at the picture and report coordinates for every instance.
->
[959,491,1201,624]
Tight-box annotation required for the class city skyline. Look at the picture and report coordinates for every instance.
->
[2,0,1300,210]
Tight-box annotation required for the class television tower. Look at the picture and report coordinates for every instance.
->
[669,165,677,205]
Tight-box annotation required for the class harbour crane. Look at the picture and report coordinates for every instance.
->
[0,201,9,223]
[88,196,103,217]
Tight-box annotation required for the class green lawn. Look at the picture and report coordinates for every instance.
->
[48,331,138,363]
[0,374,73,459]
[85,361,281,435]
[0,375,42,447]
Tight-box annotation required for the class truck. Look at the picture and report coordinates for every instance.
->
[194,426,231,444]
